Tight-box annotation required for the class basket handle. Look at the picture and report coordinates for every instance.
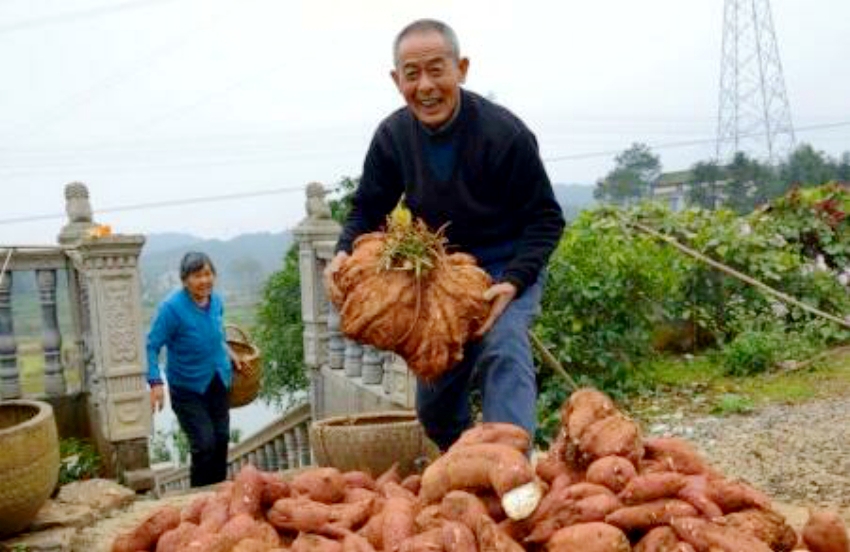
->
[226,323,250,344]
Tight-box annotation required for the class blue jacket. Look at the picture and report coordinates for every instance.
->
[146,288,232,394]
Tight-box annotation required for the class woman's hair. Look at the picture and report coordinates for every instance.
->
[179,251,216,281]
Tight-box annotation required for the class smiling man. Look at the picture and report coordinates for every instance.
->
[328,19,565,450]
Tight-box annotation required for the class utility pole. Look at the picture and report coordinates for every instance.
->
[716,0,796,164]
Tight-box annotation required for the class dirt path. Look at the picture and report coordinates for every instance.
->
[644,396,850,524]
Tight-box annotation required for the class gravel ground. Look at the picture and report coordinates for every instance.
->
[645,396,850,521]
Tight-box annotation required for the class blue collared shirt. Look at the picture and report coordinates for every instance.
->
[146,288,231,394]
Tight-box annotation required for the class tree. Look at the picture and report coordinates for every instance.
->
[780,143,836,187]
[595,143,661,204]
[254,176,358,406]
[721,152,776,213]
[686,161,724,209]
[835,152,850,181]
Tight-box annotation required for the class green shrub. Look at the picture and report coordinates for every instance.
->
[58,438,102,485]
[721,330,782,376]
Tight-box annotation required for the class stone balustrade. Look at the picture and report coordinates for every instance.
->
[156,402,313,494]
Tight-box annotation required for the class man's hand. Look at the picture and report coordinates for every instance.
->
[323,251,349,302]
[474,282,517,338]
[150,384,165,413]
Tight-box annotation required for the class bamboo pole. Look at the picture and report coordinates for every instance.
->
[627,220,850,331]
[528,329,580,391]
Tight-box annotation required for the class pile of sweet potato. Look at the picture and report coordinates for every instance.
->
[113,389,849,552]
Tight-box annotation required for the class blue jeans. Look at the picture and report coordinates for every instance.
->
[416,248,544,451]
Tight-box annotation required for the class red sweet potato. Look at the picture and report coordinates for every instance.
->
[383,496,417,552]
[156,522,202,552]
[181,496,211,524]
[802,511,849,552]
[606,499,699,532]
[440,491,490,529]
[586,456,637,494]
[677,475,723,519]
[722,509,797,552]
[475,515,524,552]
[705,479,771,514]
[399,528,444,552]
[231,465,265,518]
[291,467,347,504]
[634,526,681,552]
[451,423,531,454]
[291,533,343,552]
[261,472,292,508]
[113,506,182,552]
[563,389,617,443]
[344,471,378,491]
[546,522,631,552]
[443,521,478,552]
[579,414,644,467]
[620,473,688,505]
[643,438,713,476]
[670,516,772,552]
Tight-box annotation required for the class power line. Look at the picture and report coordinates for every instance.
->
[0,0,181,35]
[542,120,850,163]
[0,184,340,226]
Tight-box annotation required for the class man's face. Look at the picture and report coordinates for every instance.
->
[392,30,469,129]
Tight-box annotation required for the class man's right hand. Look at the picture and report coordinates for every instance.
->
[150,384,165,413]
[323,251,349,302]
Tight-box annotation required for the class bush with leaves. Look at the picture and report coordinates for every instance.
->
[59,438,102,485]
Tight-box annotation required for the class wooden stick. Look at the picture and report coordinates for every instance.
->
[627,220,850,331]
[528,329,580,391]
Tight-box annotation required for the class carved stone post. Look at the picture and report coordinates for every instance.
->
[343,339,363,378]
[326,307,345,370]
[361,346,383,385]
[293,182,341,421]
[36,269,66,396]
[70,234,151,486]
[0,271,21,399]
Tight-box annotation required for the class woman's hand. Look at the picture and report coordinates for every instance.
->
[474,282,517,338]
[150,384,165,413]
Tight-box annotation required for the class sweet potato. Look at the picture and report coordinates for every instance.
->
[546,522,630,552]
[643,438,712,476]
[291,533,343,552]
[344,471,378,491]
[586,456,637,494]
[564,389,617,442]
[416,505,445,532]
[231,465,265,518]
[231,538,271,552]
[670,516,772,552]
[402,474,423,495]
[267,497,332,533]
[359,512,385,550]
[181,496,211,524]
[526,493,622,543]
[802,511,849,552]
[477,492,507,522]
[344,531,378,552]
[292,467,347,504]
[420,443,535,503]
[383,496,417,552]
[443,521,478,552]
[605,499,699,532]
[535,453,573,485]
[475,515,524,552]
[440,491,490,529]
[261,472,292,508]
[383,481,418,501]
[634,526,681,552]
[220,514,263,546]
[200,495,231,533]
[532,482,614,526]
[705,479,771,514]
[677,476,723,519]
[722,509,797,552]
[156,522,202,552]
[620,473,688,505]
[185,532,231,552]
[113,505,182,552]
[451,423,531,454]
[399,528,445,552]
[345,487,380,505]
[579,413,644,467]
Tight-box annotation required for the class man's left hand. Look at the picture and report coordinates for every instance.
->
[474,282,517,338]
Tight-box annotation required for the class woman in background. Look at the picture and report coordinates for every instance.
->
[147,251,233,487]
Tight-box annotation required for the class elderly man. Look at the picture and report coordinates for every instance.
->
[326,19,565,450]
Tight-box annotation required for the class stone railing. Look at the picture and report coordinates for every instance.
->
[293,183,416,422]
[0,183,152,489]
[156,401,313,495]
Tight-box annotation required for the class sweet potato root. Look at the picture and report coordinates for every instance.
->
[579,413,644,467]
[113,505,182,552]
[802,511,849,552]
[399,528,444,552]
[643,438,712,476]
[563,389,617,443]
[722,509,797,552]
[440,491,490,529]
[344,471,378,491]
[451,423,531,454]
[605,499,698,532]
[475,515,524,552]
[261,472,291,508]
[546,522,630,552]
[526,493,622,543]
[671,516,772,552]
[200,495,231,533]
[443,521,477,552]
[705,479,771,514]
[402,475,423,496]
[383,496,417,552]
[231,465,265,518]
[586,456,637,494]
[291,467,347,504]
[156,522,202,552]
[344,531,379,552]
[291,533,343,552]
[634,526,681,552]
[416,505,445,532]
[677,476,723,519]
[620,473,688,505]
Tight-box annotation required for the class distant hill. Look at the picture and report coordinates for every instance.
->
[140,231,292,306]
[552,183,596,221]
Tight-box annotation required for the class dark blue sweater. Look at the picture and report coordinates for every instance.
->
[337,89,565,295]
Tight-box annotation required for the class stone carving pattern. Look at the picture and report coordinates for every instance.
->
[102,279,139,366]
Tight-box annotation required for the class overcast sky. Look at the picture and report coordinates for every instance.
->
[1,0,849,245]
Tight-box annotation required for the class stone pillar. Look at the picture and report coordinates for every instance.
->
[361,346,383,385]
[69,234,151,487]
[0,271,20,399]
[327,307,345,370]
[37,269,66,396]
[293,182,341,421]
[343,339,363,378]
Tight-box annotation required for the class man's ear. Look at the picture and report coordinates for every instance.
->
[390,69,402,92]
[458,57,470,84]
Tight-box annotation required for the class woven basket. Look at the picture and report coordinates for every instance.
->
[0,400,60,538]
[226,324,262,408]
[309,411,439,478]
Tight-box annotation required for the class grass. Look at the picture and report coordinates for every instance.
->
[628,345,850,418]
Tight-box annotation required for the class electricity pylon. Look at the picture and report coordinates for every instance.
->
[716,0,796,164]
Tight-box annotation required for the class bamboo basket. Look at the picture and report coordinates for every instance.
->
[0,400,60,538]
[226,324,262,408]
[309,411,439,477]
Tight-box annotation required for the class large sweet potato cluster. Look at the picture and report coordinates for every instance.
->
[113,389,849,552]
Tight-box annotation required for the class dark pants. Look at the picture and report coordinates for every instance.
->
[416,249,544,451]
[170,375,230,487]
